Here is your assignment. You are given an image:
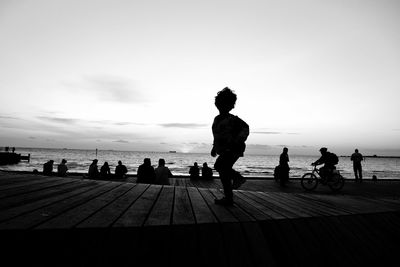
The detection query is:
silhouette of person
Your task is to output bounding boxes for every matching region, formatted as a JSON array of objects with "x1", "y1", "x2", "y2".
[
  {"x1": 351, "y1": 148, "x2": 364, "y2": 183},
  {"x1": 88, "y1": 159, "x2": 99, "y2": 179},
  {"x1": 100, "y1": 162, "x2": 111, "y2": 179},
  {"x1": 189, "y1": 162, "x2": 200, "y2": 179},
  {"x1": 5, "y1": 146, "x2": 9, "y2": 152},
  {"x1": 201, "y1": 162, "x2": 213, "y2": 180},
  {"x1": 137, "y1": 158, "x2": 156, "y2": 184},
  {"x1": 154, "y1": 158, "x2": 173, "y2": 185},
  {"x1": 312, "y1": 147, "x2": 338, "y2": 183},
  {"x1": 279, "y1": 147, "x2": 290, "y2": 187},
  {"x1": 115, "y1": 160, "x2": 128, "y2": 179},
  {"x1": 211, "y1": 87, "x2": 249, "y2": 206},
  {"x1": 57, "y1": 159, "x2": 68, "y2": 177},
  {"x1": 43, "y1": 160, "x2": 54, "y2": 176},
  {"x1": 12, "y1": 147, "x2": 15, "y2": 153}
]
